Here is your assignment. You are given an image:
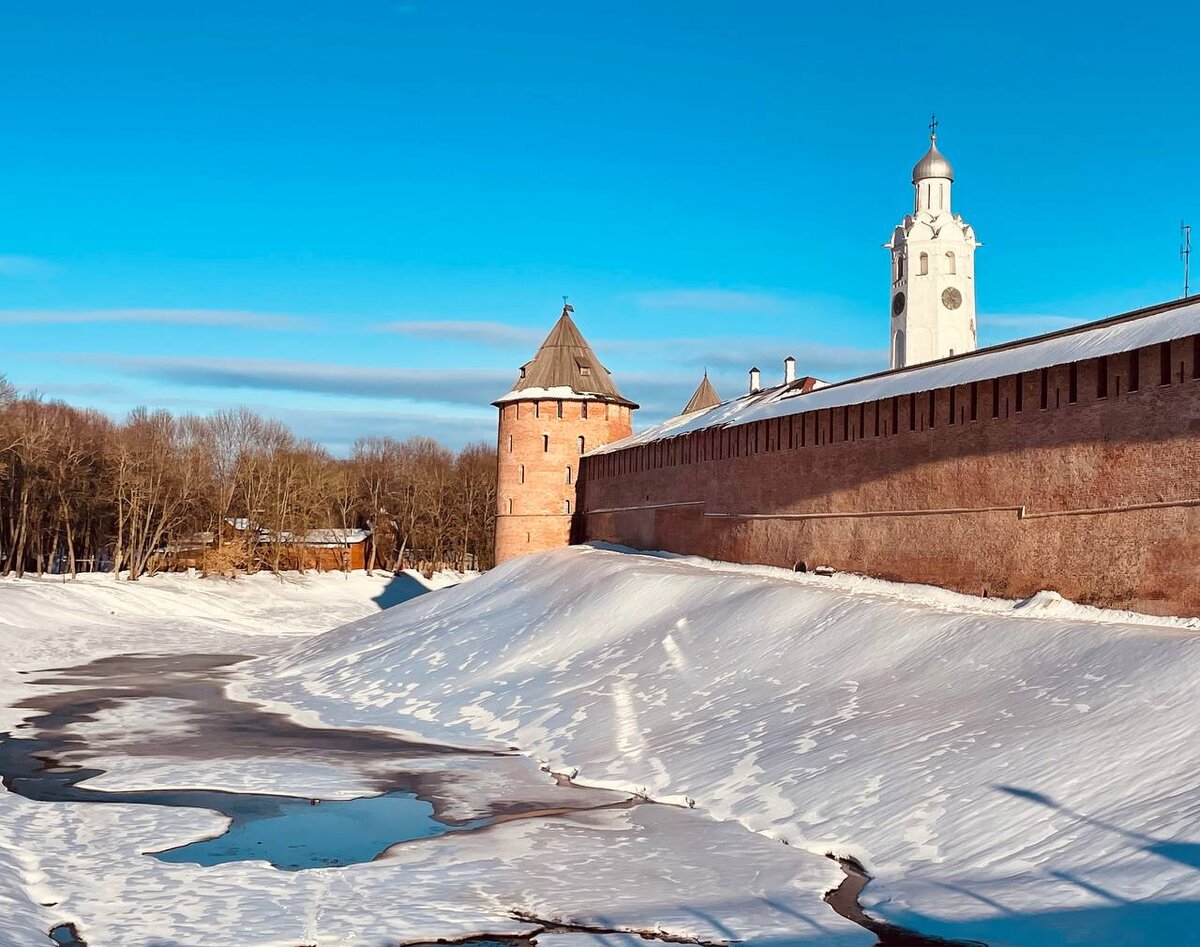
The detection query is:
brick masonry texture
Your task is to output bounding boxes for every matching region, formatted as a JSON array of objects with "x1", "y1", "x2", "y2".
[
  {"x1": 495, "y1": 398, "x2": 632, "y2": 563},
  {"x1": 579, "y1": 337, "x2": 1200, "y2": 617}
]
